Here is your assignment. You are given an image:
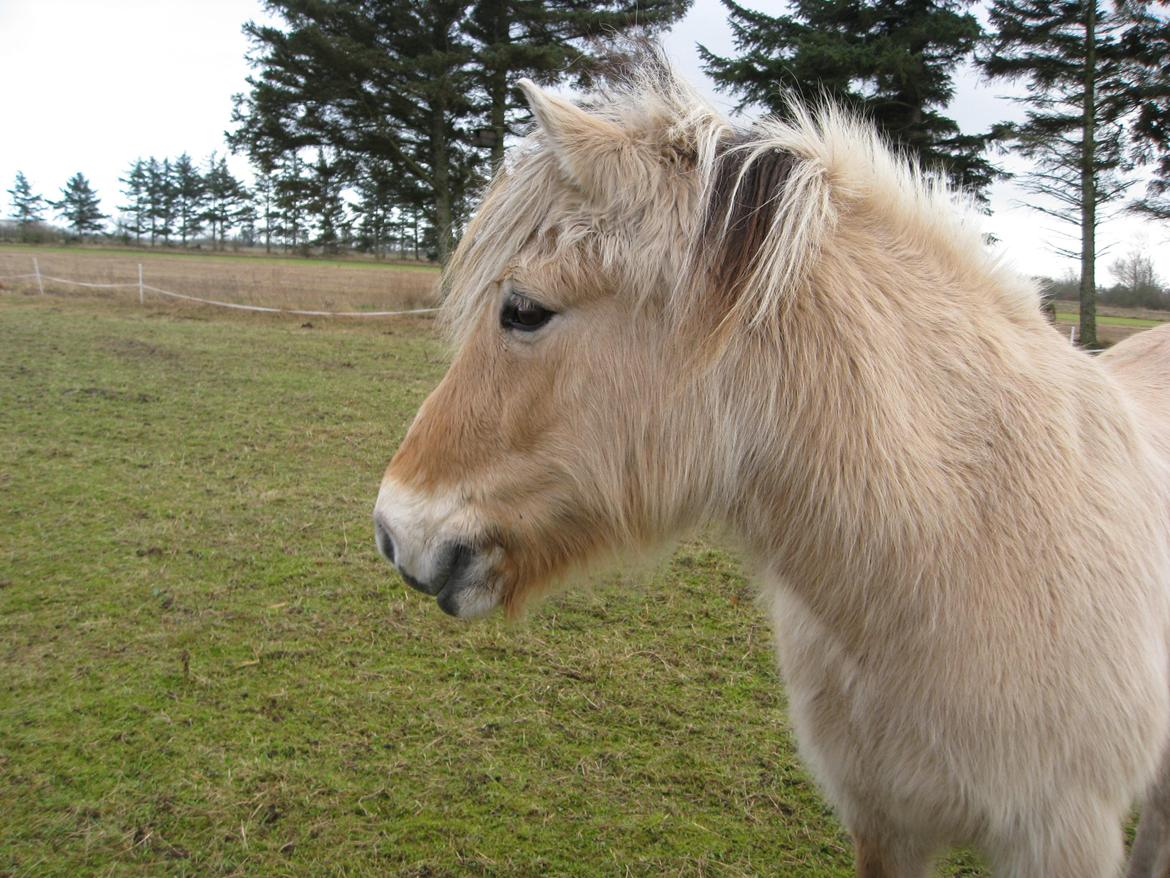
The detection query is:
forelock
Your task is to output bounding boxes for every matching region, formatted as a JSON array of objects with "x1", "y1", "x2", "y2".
[{"x1": 440, "y1": 142, "x2": 566, "y2": 345}]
